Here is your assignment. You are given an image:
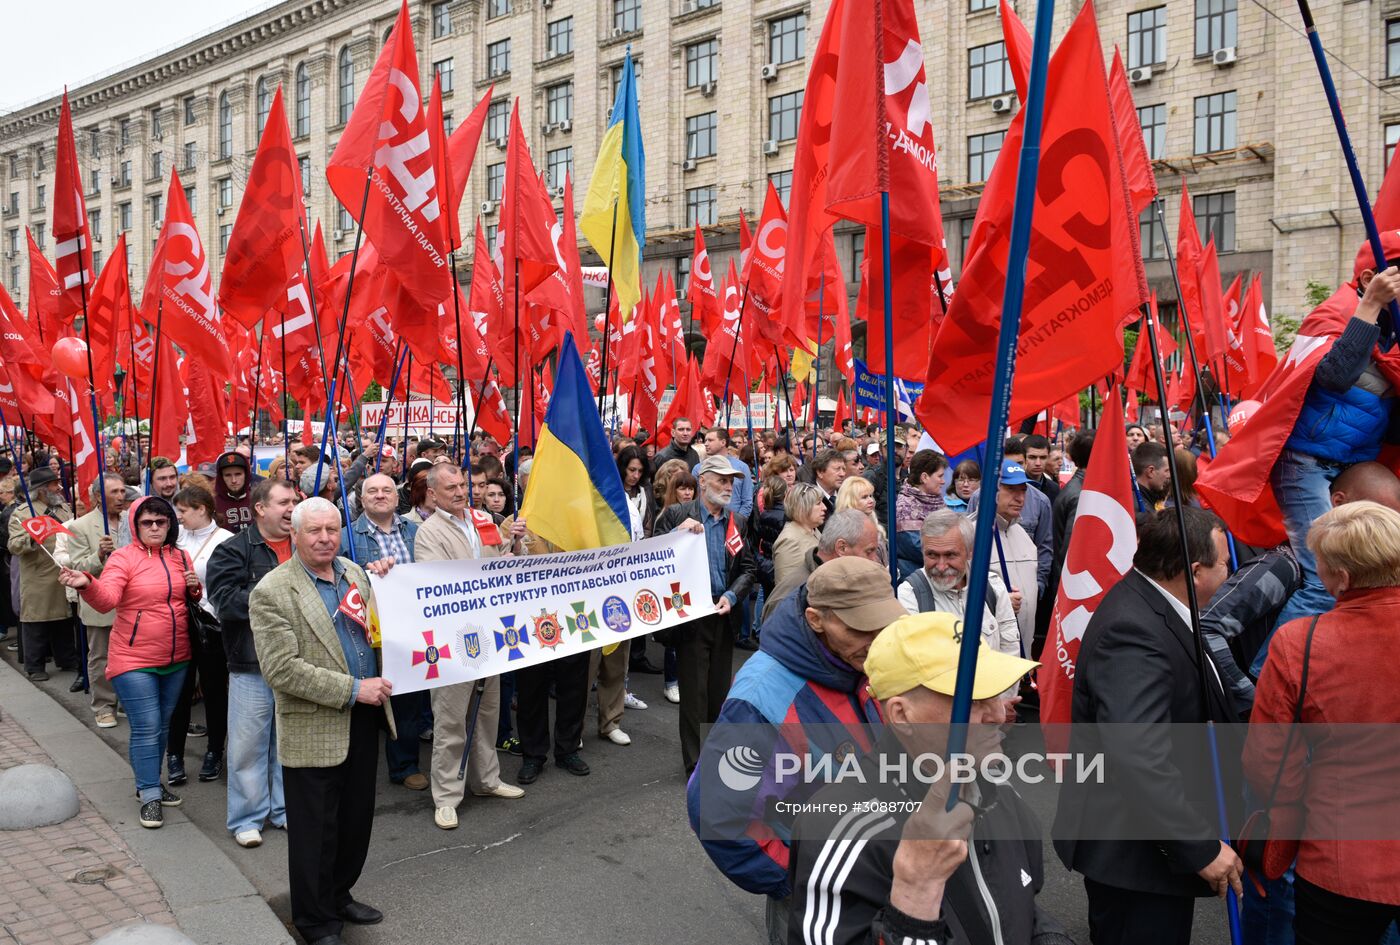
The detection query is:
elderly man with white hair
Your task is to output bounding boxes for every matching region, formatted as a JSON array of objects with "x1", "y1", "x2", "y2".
[{"x1": 250, "y1": 497, "x2": 396, "y2": 945}]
